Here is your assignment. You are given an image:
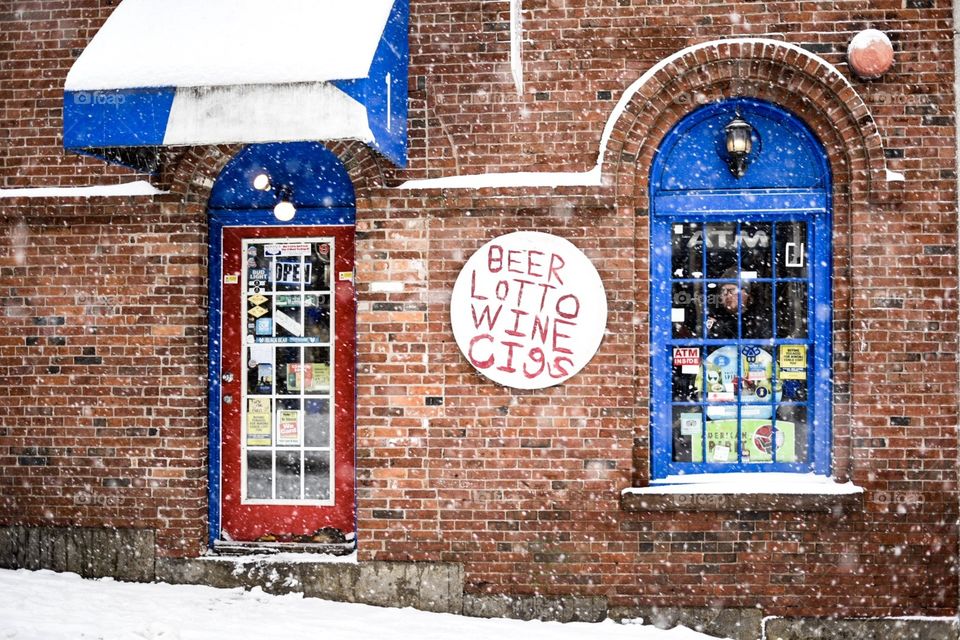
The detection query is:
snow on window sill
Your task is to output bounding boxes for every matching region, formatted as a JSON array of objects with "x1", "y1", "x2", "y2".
[{"x1": 621, "y1": 473, "x2": 864, "y2": 513}]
